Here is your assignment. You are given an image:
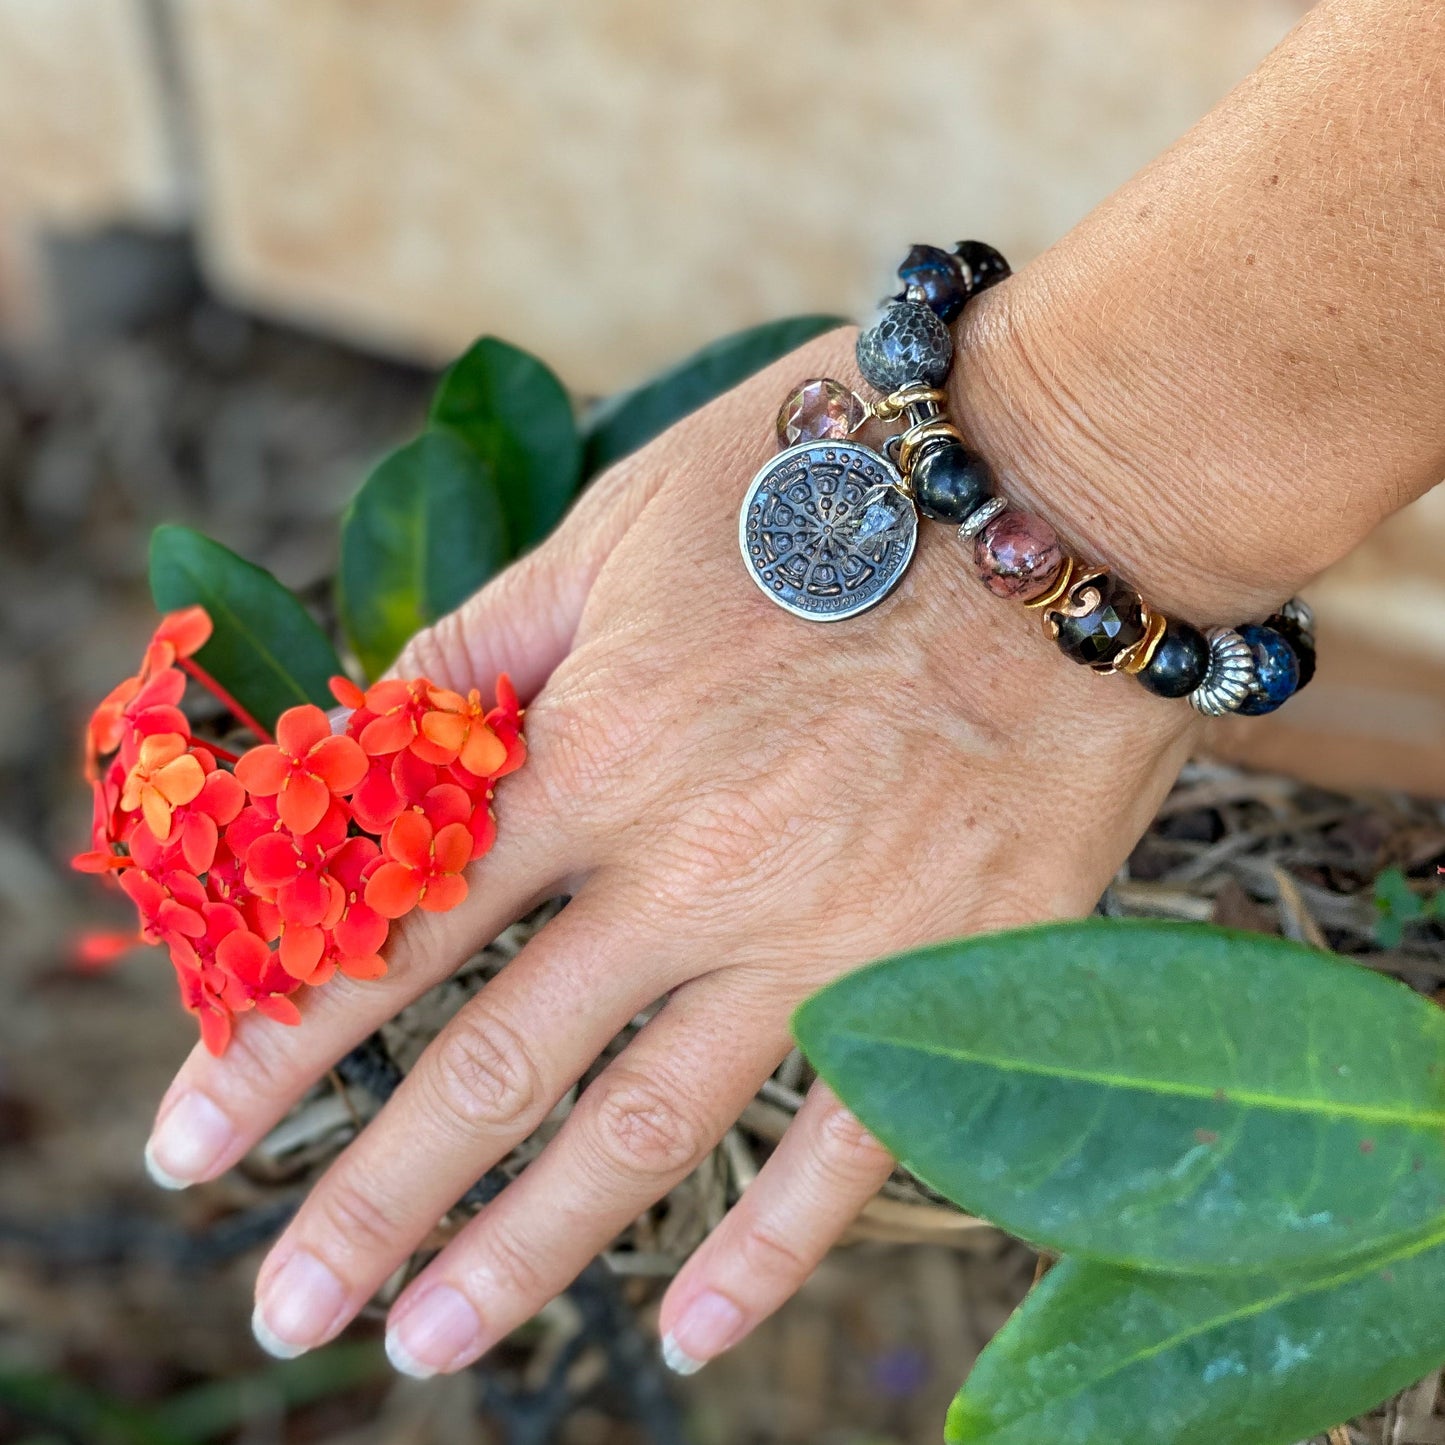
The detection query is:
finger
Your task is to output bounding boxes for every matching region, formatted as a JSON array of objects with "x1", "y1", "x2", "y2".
[
  {"x1": 381, "y1": 977, "x2": 791, "y2": 1379},
  {"x1": 142, "y1": 758, "x2": 581, "y2": 1191},
  {"x1": 657, "y1": 1081, "x2": 893, "y2": 1374},
  {"x1": 248, "y1": 876, "x2": 671, "y2": 1359},
  {"x1": 392, "y1": 457, "x2": 660, "y2": 700}
]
